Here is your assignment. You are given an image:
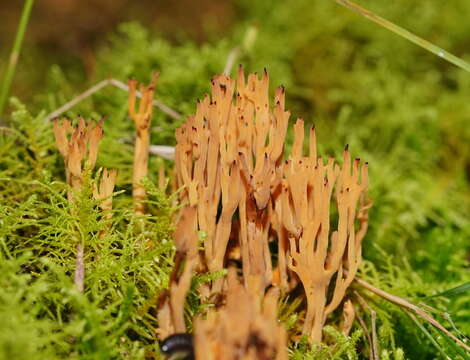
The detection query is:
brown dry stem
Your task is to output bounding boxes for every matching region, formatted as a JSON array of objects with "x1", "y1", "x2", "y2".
[{"x1": 354, "y1": 276, "x2": 470, "y2": 353}]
